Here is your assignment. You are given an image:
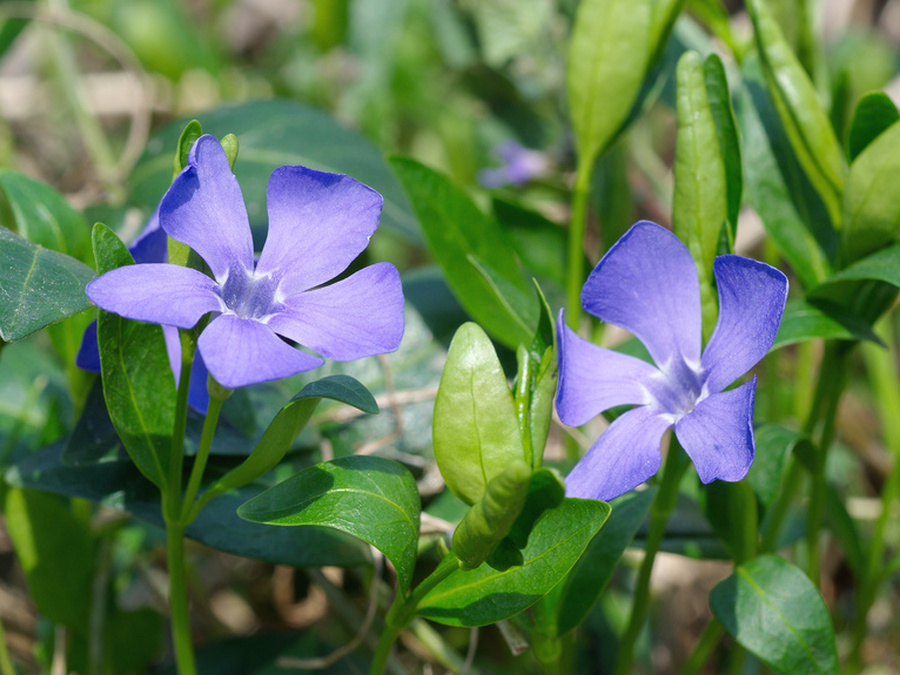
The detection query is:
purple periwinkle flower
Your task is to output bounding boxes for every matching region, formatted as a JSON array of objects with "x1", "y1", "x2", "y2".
[
  {"x1": 477, "y1": 141, "x2": 550, "y2": 188},
  {"x1": 86, "y1": 134, "x2": 405, "y2": 390},
  {"x1": 557, "y1": 221, "x2": 788, "y2": 502}
]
